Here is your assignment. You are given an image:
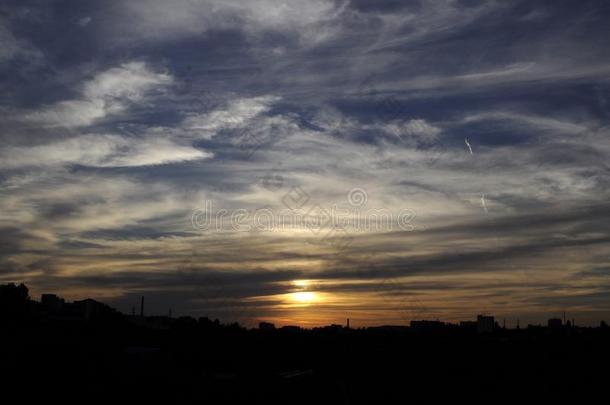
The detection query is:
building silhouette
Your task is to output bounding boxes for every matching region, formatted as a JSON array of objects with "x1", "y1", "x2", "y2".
[
  {"x1": 259, "y1": 321, "x2": 276, "y2": 330},
  {"x1": 477, "y1": 315, "x2": 494, "y2": 333}
]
